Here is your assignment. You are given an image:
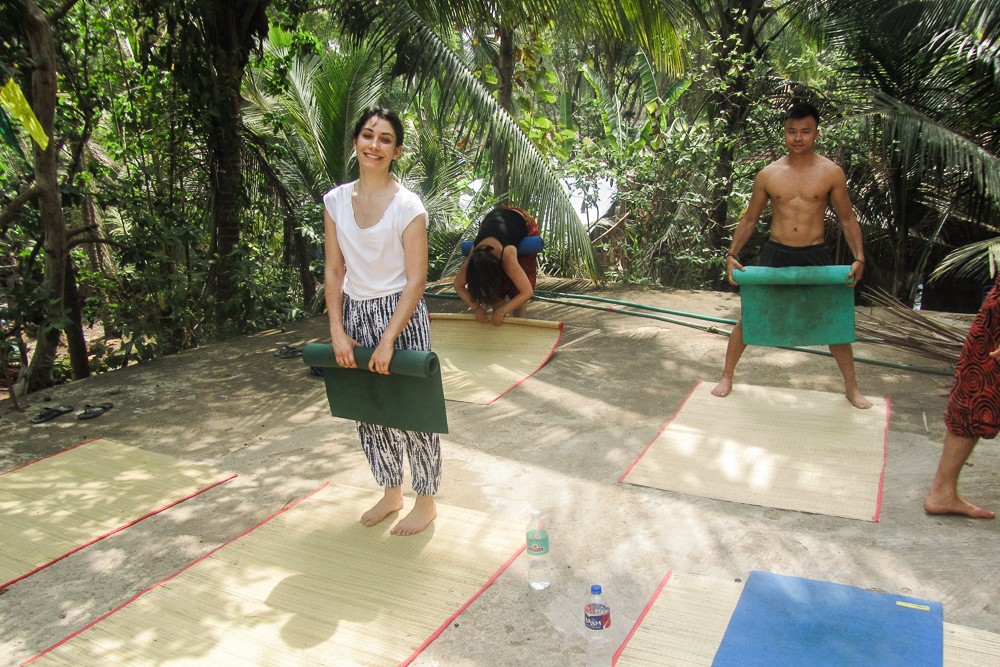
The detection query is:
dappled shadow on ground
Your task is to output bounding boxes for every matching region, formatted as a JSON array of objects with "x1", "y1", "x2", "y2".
[{"x1": 0, "y1": 286, "x2": 994, "y2": 665}]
